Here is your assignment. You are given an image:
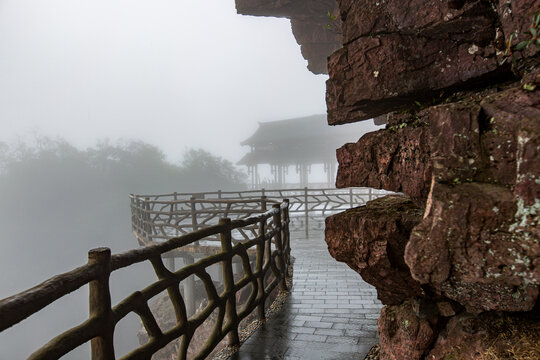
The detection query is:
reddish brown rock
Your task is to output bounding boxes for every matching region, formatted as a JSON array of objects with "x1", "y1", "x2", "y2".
[
  {"x1": 326, "y1": 0, "x2": 540, "y2": 125},
  {"x1": 435, "y1": 300, "x2": 461, "y2": 317},
  {"x1": 427, "y1": 102, "x2": 483, "y2": 184},
  {"x1": 405, "y1": 182, "x2": 540, "y2": 313},
  {"x1": 378, "y1": 300, "x2": 437, "y2": 360},
  {"x1": 325, "y1": 195, "x2": 424, "y2": 305},
  {"x1": 327, "y1": 35, "x2": 505, "y2": 124},
  {"x1": 236, "y1": 0, "x2": 336, "y2": 17},
  {"x1": 327, "y1": 0, "x2": 507, "y2": 124},
  {"x1": 291, "y1": 17, "x2": 341, "y2": 74},
  {"x1": 320, "y1": 0, "x2": 540, "y2": 356},
  {"x1": 423, "y1": 84, "x2": 539, "y2": 190},
  {"x1": 338, "y1": 0, "x2": 497, "y2": 45},
  {"x1": 336, "y1": 83, "x2": 540, "y2": 205},
  {"x1": 479, "y1": 82, "x2": 540, "y2": 205},
  {"x1": 235, "y1": 0, "x2": 340, "y2": 74},
  {"x1": 335, "y1": 125, "x2": 432, "y2": 202}
]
